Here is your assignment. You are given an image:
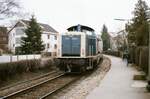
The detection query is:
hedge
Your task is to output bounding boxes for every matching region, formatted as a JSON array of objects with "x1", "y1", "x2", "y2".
[{"x1": 0, "y1": 59, "x2": 53, "y2": 82}]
